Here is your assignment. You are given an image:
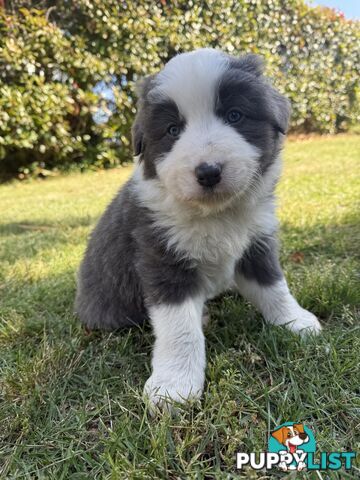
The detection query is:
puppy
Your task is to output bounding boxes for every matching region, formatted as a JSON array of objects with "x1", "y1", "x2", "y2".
[
  {"x1": 75, "y1": 48, "x2": 321, "y2": 408},
  {"x1": 271, "y1": 424, "x2": 309, "y2": 471},
  {"x1": 271, "y1": 424, "x2": 309, "y2": 454}
]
